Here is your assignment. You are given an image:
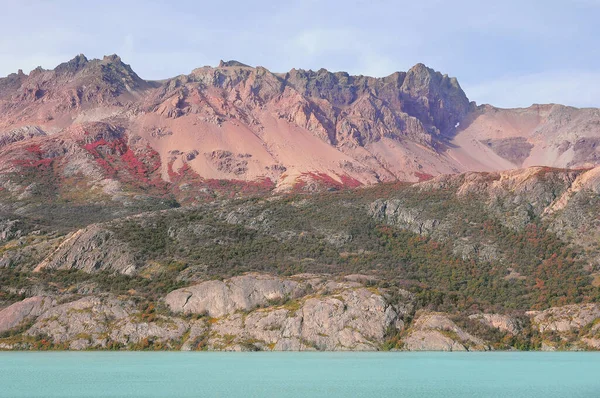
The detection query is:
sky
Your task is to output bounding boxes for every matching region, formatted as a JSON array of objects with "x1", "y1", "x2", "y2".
[{"x1": 0, "y1": 0, "x2": 599, "y2": 108}]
